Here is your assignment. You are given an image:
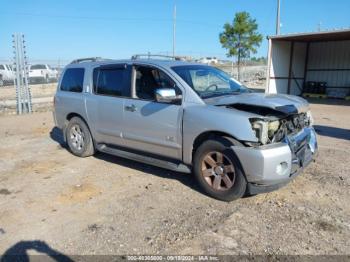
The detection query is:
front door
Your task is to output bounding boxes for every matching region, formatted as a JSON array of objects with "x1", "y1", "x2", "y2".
[{"x1": 122, "y1": 65, "x2": 183, "y2": 160}]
